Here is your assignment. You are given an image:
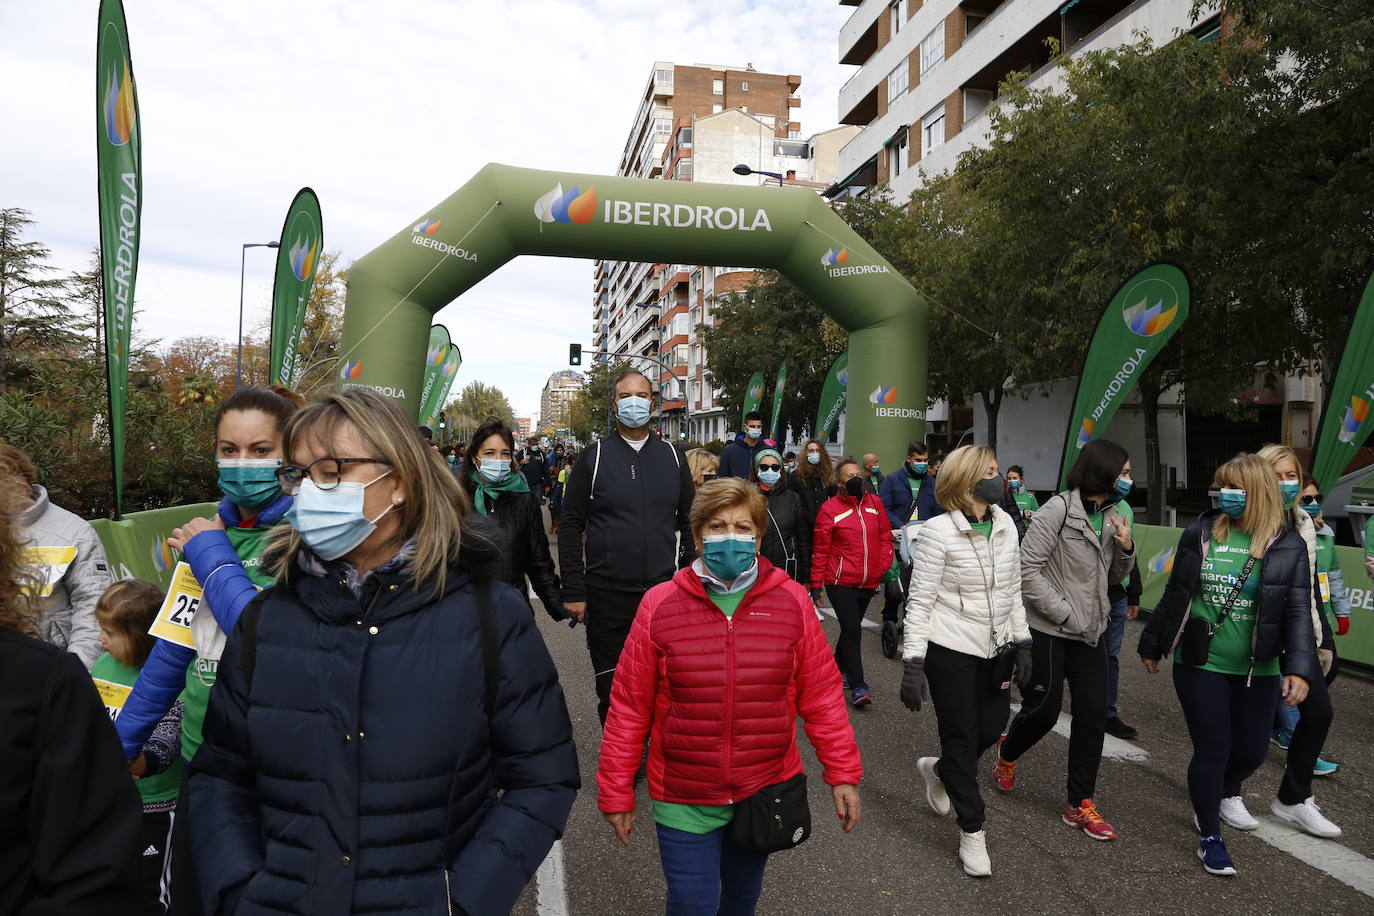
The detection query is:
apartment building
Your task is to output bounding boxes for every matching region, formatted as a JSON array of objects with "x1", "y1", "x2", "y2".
[
  {"x1": 830, "y1": 0, "x2": 1216, "y2": 201},
  {"x1": 539, "y1": 369, "x2": 584, "y2": 433}
]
